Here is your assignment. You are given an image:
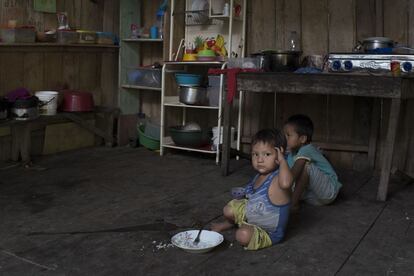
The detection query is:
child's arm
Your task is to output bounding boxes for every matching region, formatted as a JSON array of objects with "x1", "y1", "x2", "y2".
[
  {"x1": 290, "y1": 158, "x2": 309, "y2": 182},
  {"x1": 275, "y1": 147, "x2": 293, "y2": 190}
]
